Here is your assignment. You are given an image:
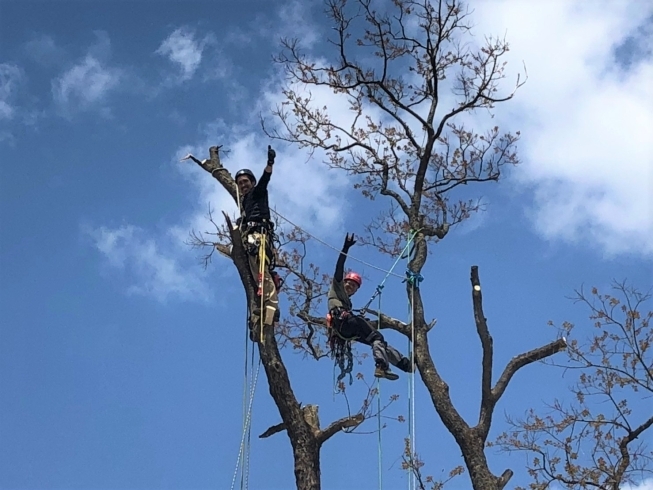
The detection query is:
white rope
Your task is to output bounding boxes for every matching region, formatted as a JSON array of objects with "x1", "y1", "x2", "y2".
[
  {"x1": 271, "y1": 209, "x2": 404, "y2": 279},
  {"x1": 234, "y1": 311, "x2": 250, "y2": 490},
  {"x1": 243, "y1": 352, "x2": 258, "y2": 490},
  {"x1": 239, "y1": 326, "x2": 249, "y2": 489},
  {"x1": 230, "y1": 354, "x2": 261, "y2": 490}
]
